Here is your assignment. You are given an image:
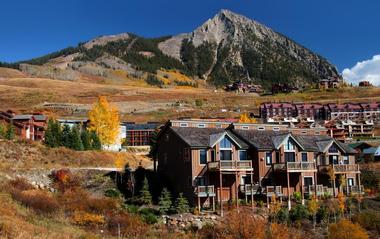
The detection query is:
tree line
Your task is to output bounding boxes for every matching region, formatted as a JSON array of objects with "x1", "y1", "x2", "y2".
[{"x1": 44, "y1": 120, "x2": 101, "y2": 151}]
